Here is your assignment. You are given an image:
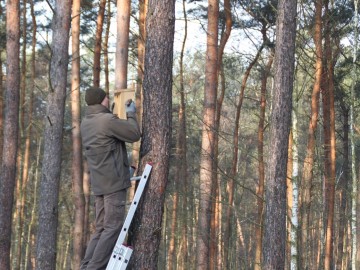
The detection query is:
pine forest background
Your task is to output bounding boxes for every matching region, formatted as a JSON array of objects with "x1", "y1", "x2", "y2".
[{"x1": 0, "y1": 0, "x2": 359, "y2": 269}]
